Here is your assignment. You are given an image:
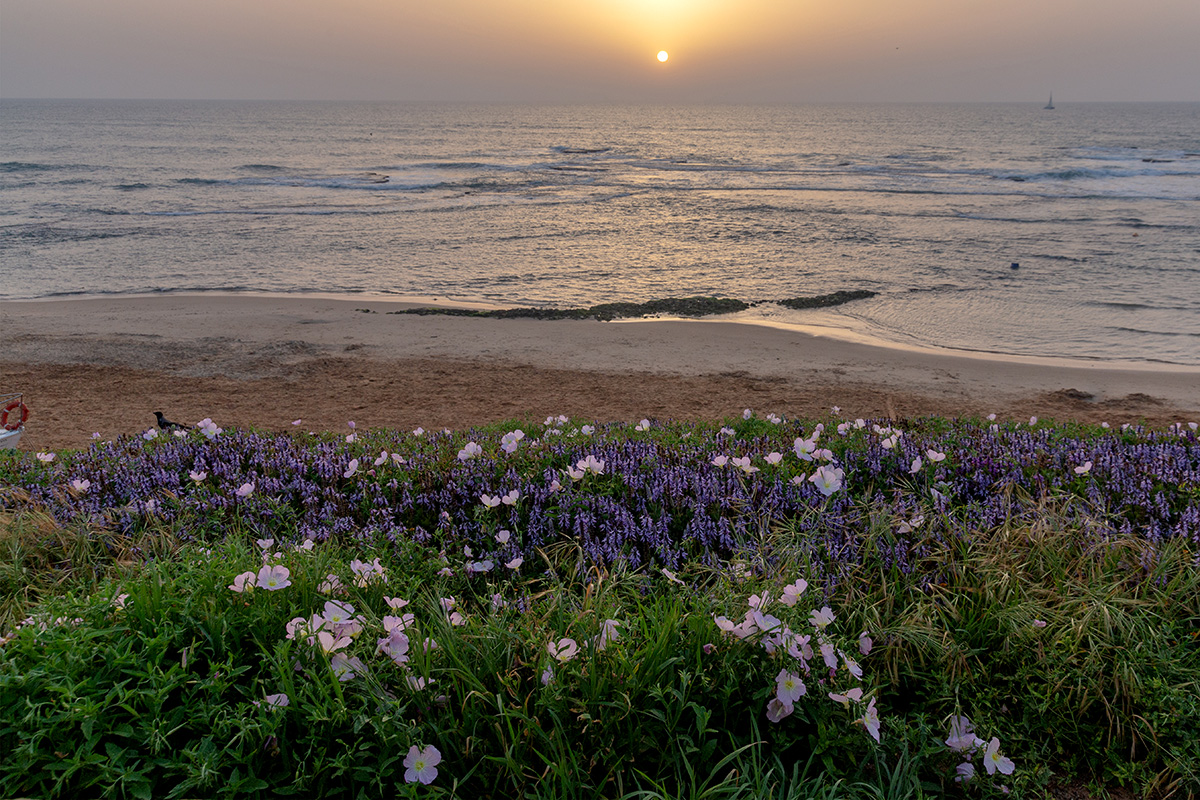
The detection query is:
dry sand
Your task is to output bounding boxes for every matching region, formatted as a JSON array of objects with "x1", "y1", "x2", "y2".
[{"x1": 3, "y1": 294, "x2": 1197, "y2": 451}]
